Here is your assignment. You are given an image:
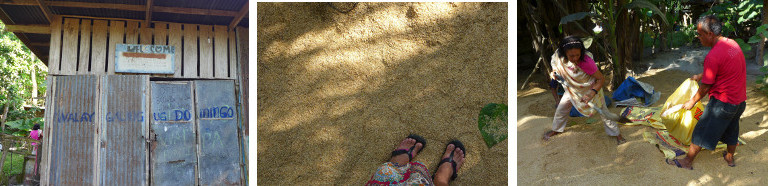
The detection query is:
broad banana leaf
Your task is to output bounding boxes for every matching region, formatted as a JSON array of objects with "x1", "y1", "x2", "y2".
[{"x1": 625, "y1": 0, "x2": 669, "y2": 27}]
